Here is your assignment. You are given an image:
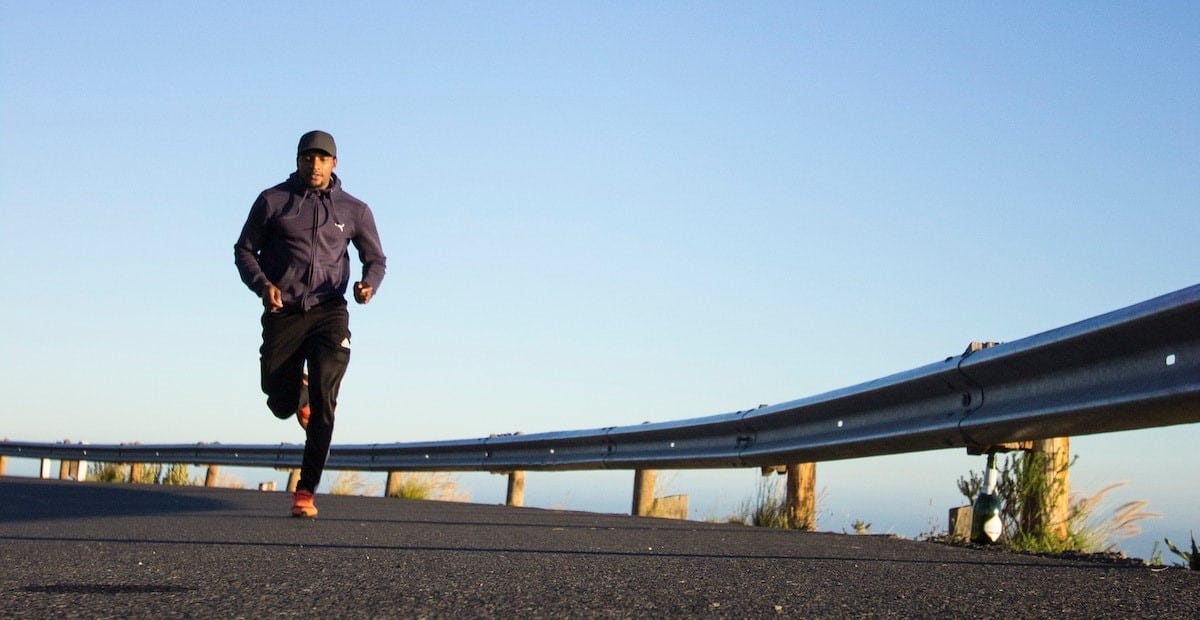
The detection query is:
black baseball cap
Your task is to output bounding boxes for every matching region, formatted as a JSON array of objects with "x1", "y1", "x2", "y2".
[{"x1": 297, "y1": 130, "x2": 337, "y2": 157}]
